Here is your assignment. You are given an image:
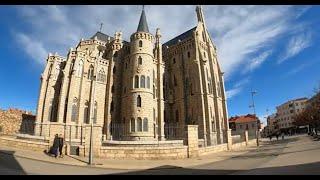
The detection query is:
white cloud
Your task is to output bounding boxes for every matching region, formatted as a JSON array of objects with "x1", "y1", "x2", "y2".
[
  {"x1": 242, "y1": 50, "x2": 272, "y2": 74},
  {"x1": 13, "y1": 5, "x2": 310, "y2": 75},
  {"x1": 15, "y1": 32, "x2": 48, "y2": 65},
  {"x1": 283, "y1": 61, "x2": 316, "y2": 78},
  {"x1": 226, "y1": 77, "x2": 251, "y2": 99},
  {"x1": 226, "y1": 87, "x2": 242, "y2": 99},
  {"x1": 233, "y1": 77, "x2": 250, "y2": 88},
  {"x1": 278, "y1": 32, "x2": 312, "y2": 64}
]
